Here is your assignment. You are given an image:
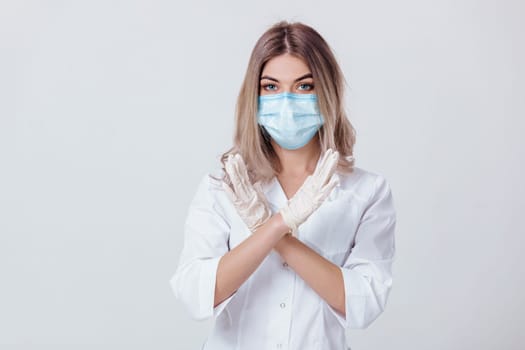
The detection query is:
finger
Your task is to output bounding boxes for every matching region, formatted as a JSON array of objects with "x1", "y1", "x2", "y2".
[
  {"x1": 325, "y1": 150, "x2": 339, "y2": 176},
  {"x1": 311, "y1": 149, "x2": 330, "y2": 185},
  {"x1": 318, "y1": 174, "x2": 339, "y2": 202},
  {"x1": 234, "y1": 153, "x2": 250, "y2": 178},
  {"x1": 226, "y1": 157, "x2": 251, "y2": 204},
  {"x1": 315, "y1": 148, "x2": 332, "y2": 173},
  {"x1": 224, "y1": 154, "x2": 236, "y2": 174},
  {"x1": 231, "y1": 154, "x2": 253, "y2": 198},
  {"x1": 223, "y1": 155, "x2": 235, "y2": 180},
  {"x1": 253, "y1": 181, "x2": 263, "y2": 192},
  {"x1": 324, "y1": 150, "x2": 340, "y2": 178},
  {"x1": 254, "y1": 181, "x2": 271, "y2": 207},
  {"x1": 224, "y1": 154, "x2": 237, "y2": 188},
  {"x1": 222, "y1": 181, "x2": 238, "y2": 203},
  {"x1": 321, "y1": 174, "x2": 339, "y2": 193},
  {"x1": 226, "y1": 155, "x2": 246, "y2": 196},
  {"x1": 316, "y1": 149, "x2": 339, "y2": 184},
  {"x1": 233, "y1": 154, "x2": 251, "y2": 189}
]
